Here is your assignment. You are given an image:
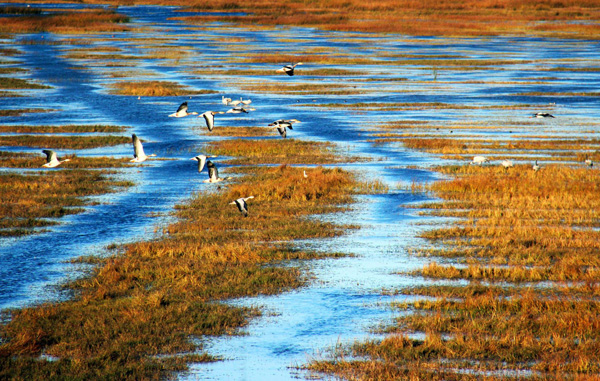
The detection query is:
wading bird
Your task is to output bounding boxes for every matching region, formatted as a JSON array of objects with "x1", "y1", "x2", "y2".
[
  {"x1": 303, "y1": 170, "x2": 308, "y2": 178},
  {"x1": 229, "y1": 97, "x2": 252, "y2": 106},
  {"x1": 130, "y1": 134, "x2": 156, "y2": 163},
  {"x1": 190, "y1": 154, "x2": 217, "y2": 173},
  {"x1": 230, "y1": 196, "x2": 254, "y2": 217},
  {"x1": 169, "y1": 102, "x2": 198, "y2": 117},
  {"x1": 203, "y1": 160, "x2": 232, "y2": 183},
  {"x1": 532, "y1": 112, "x2": 554, "y2": 118},
  {"x1": 532, "y1": 160, "x2": 541, "y2": 172},
  {"x1": 501, "y1": 159, "x2": 514, "y2": 171},
  {"x1": 222, "y1": 96, "x2": 232, "y2": 105},
  {"x1": 200, "y1": 111, "x2": 224, "y2": 131},
  {"x1": 470, "y1": 155, "x2": 488, "y2": 165},
  {"x1": 585, "y1": 157, "x2": 593, "y2": 167},
  {"x1": 276, "y1": 62, "x2": 303, "y2": 76},
  {"x1": 42, "y1": 150, "x2": 70, "y2": 168}
]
